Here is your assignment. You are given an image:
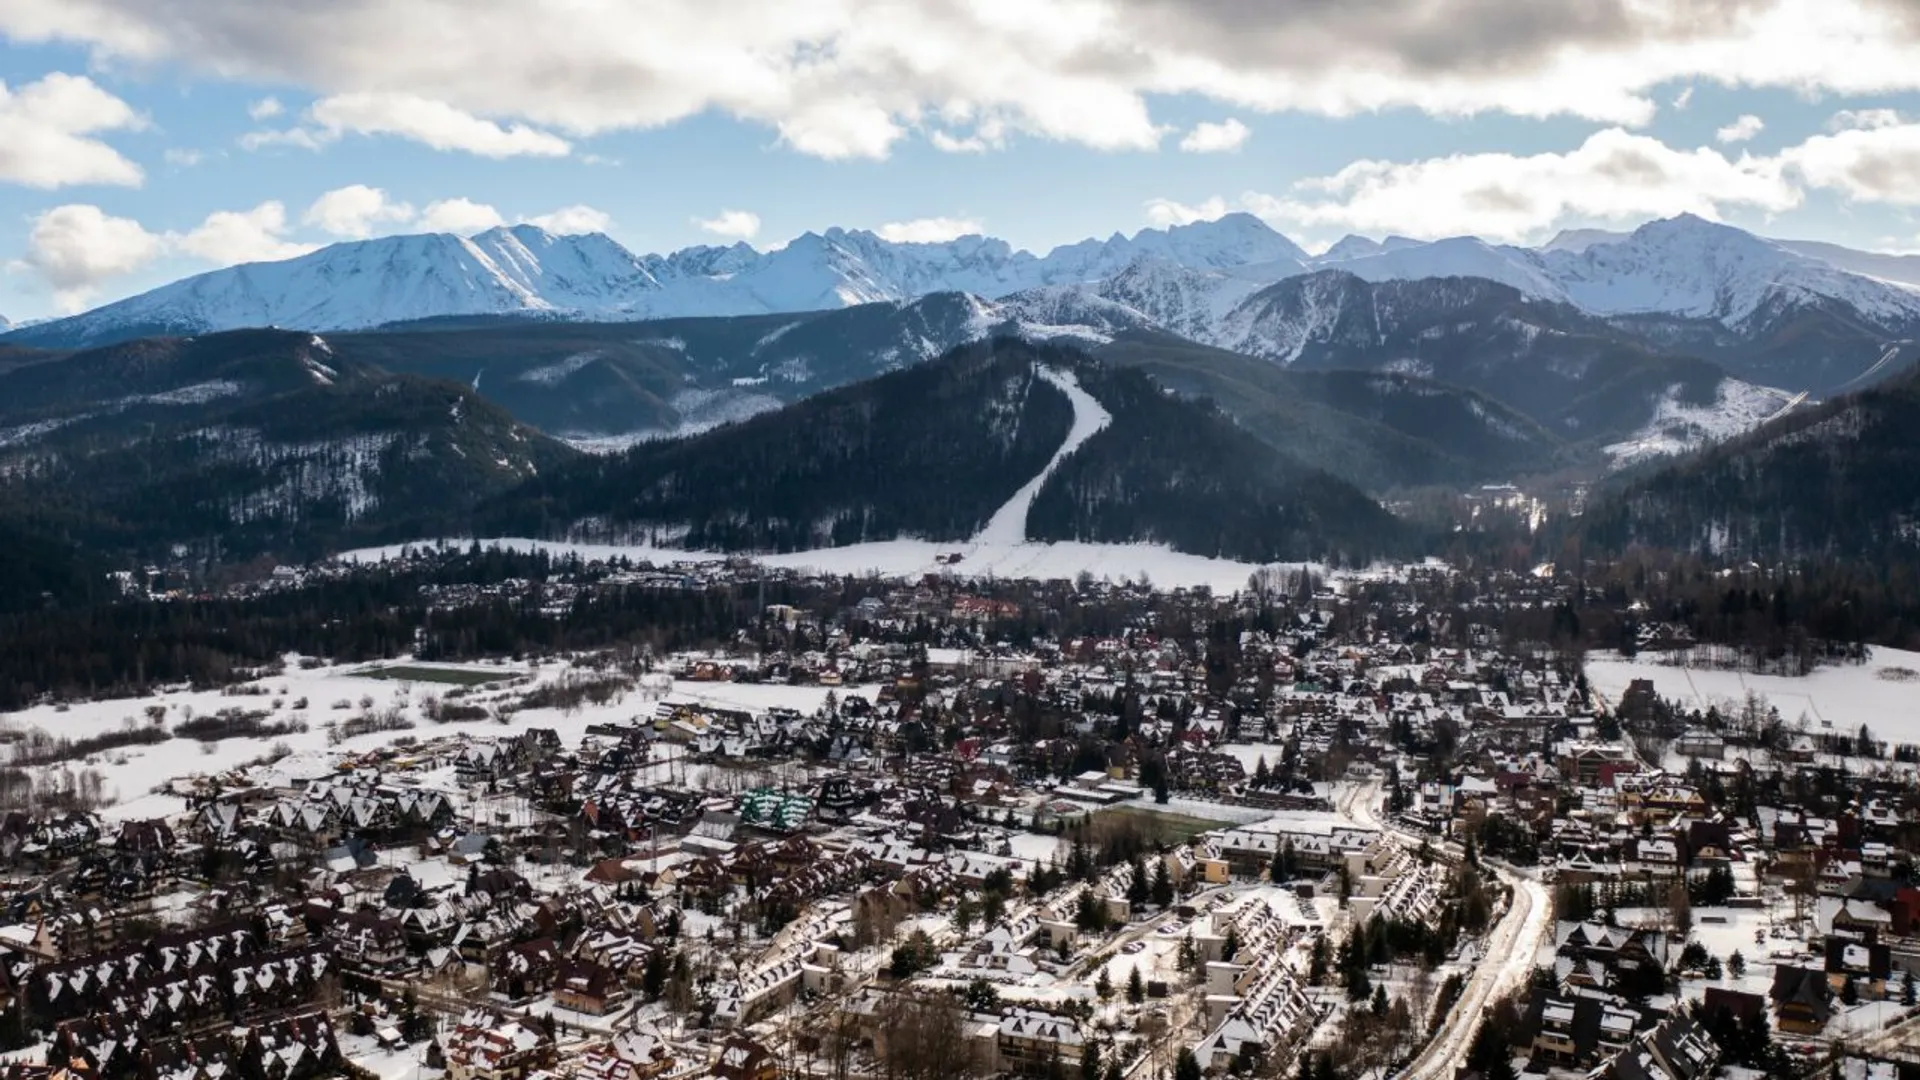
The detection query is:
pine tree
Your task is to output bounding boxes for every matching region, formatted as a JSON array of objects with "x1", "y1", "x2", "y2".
[
  {"x1": 1127, "y1": 965, "x2": 1145, "y2": 1004},
  {"x1": 1151, "y1": 859, "x2": 1174, "y2": 907},
  {"x1": 1081, "y1": 1039, "x2": 1103, "y2": 1080},
  {"x1": 1174, "y1": 1048, "x2": 1202, "y2": 1080}
]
